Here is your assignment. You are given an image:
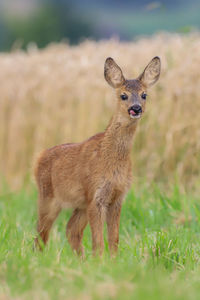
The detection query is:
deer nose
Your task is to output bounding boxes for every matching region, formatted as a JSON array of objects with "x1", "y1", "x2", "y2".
[{"x1": 130, "y1": 104, "x2": 142, "y2": 114}]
